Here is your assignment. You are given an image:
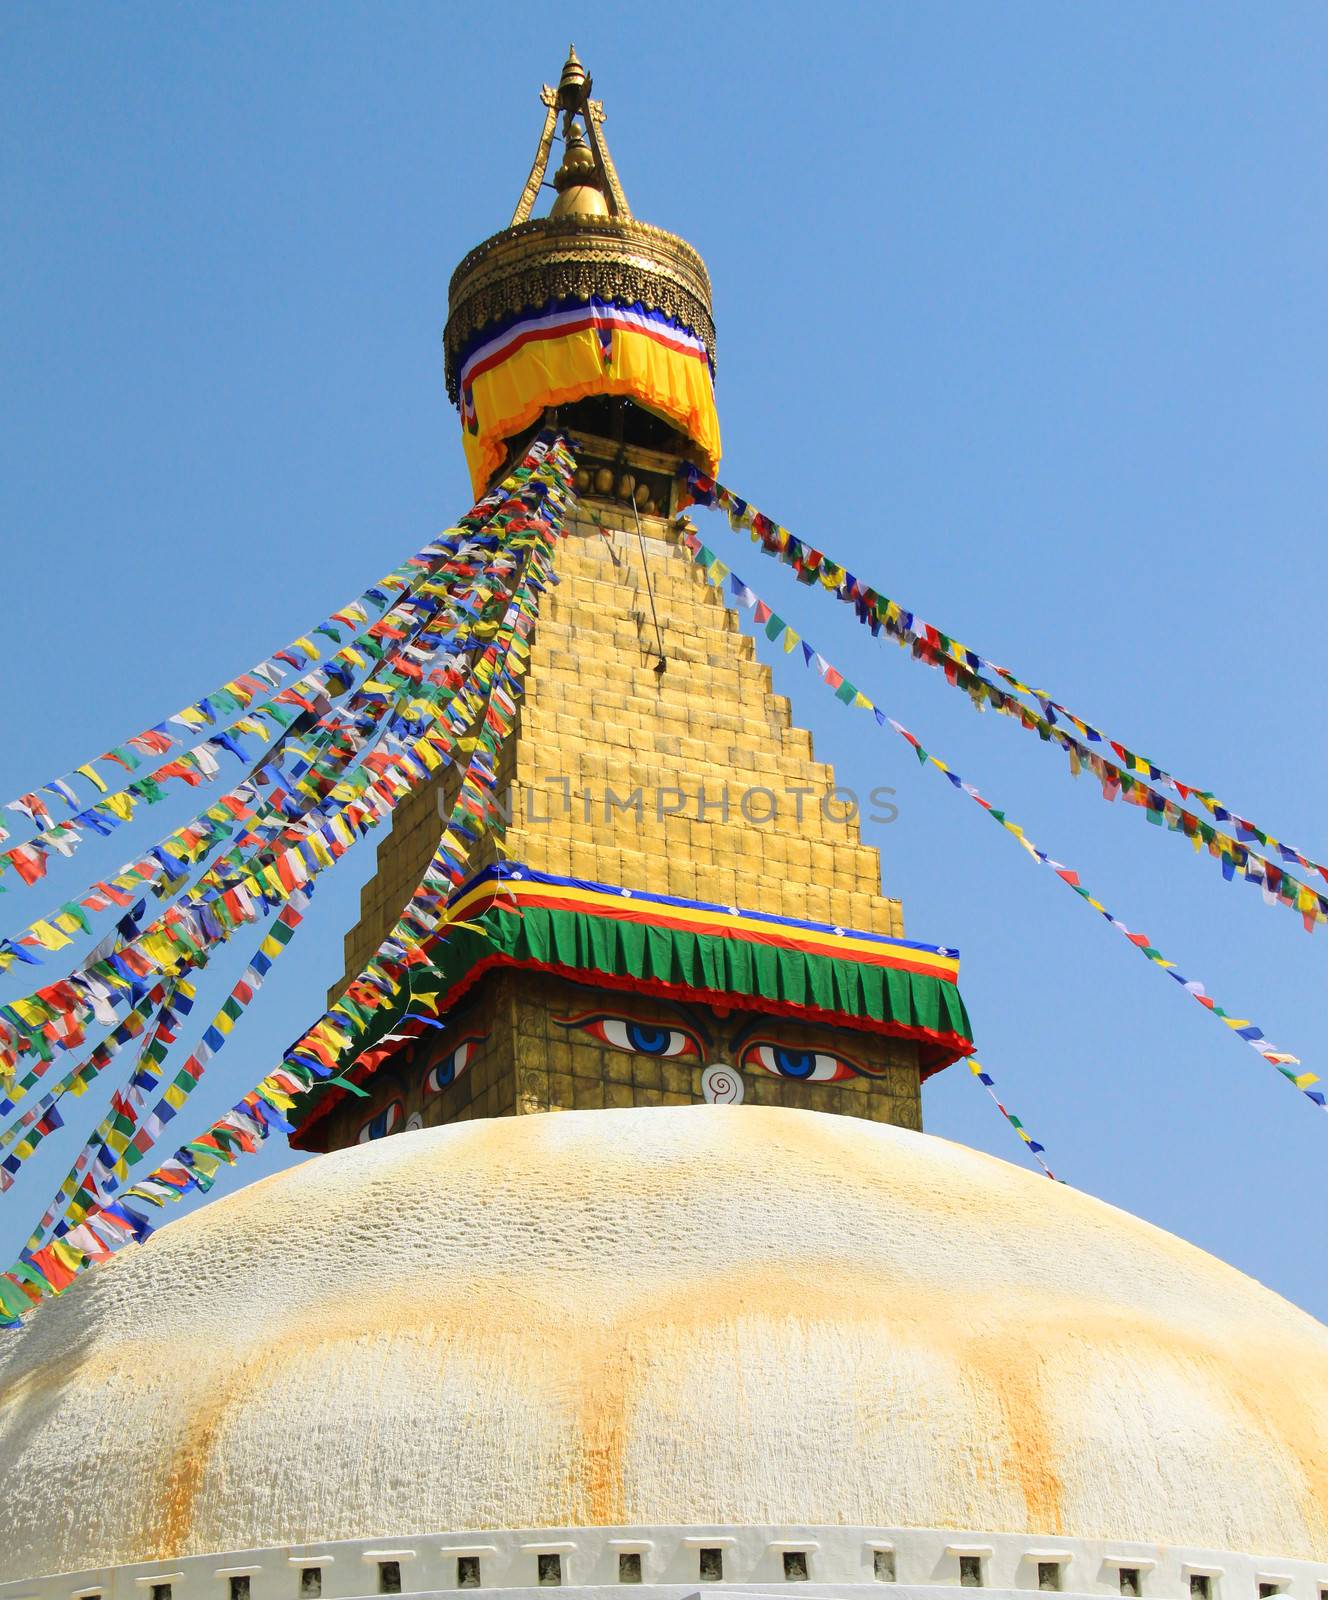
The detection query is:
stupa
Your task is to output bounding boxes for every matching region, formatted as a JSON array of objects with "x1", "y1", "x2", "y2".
[{"x1": 1, "y1": 47, "x2": 1327, "y2": 1600}]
